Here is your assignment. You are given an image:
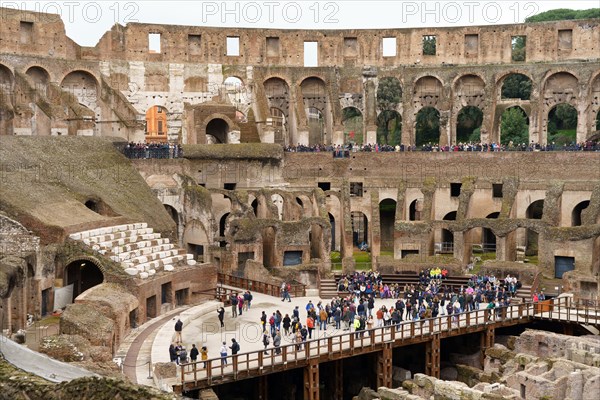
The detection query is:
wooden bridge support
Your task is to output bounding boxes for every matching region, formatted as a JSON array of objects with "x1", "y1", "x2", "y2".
[
  {"x1": 333, "y1": 359, "x2": 343, "y2": 400},
  {"x1": 480, "y1": 326, "x2": 495, "y2": 367},
  {"x1": 425, "y1": 335, "x2": 441, "y2": 378},
  {"x1": 304, "y1": 358, "x2": 320, "y2": 400},
  {"x1": 377, "y1": 342, "x2": 393, "y2": 388},
  {"x1": 256, "y1": 375, "x2": 268, "y2": 400}
]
